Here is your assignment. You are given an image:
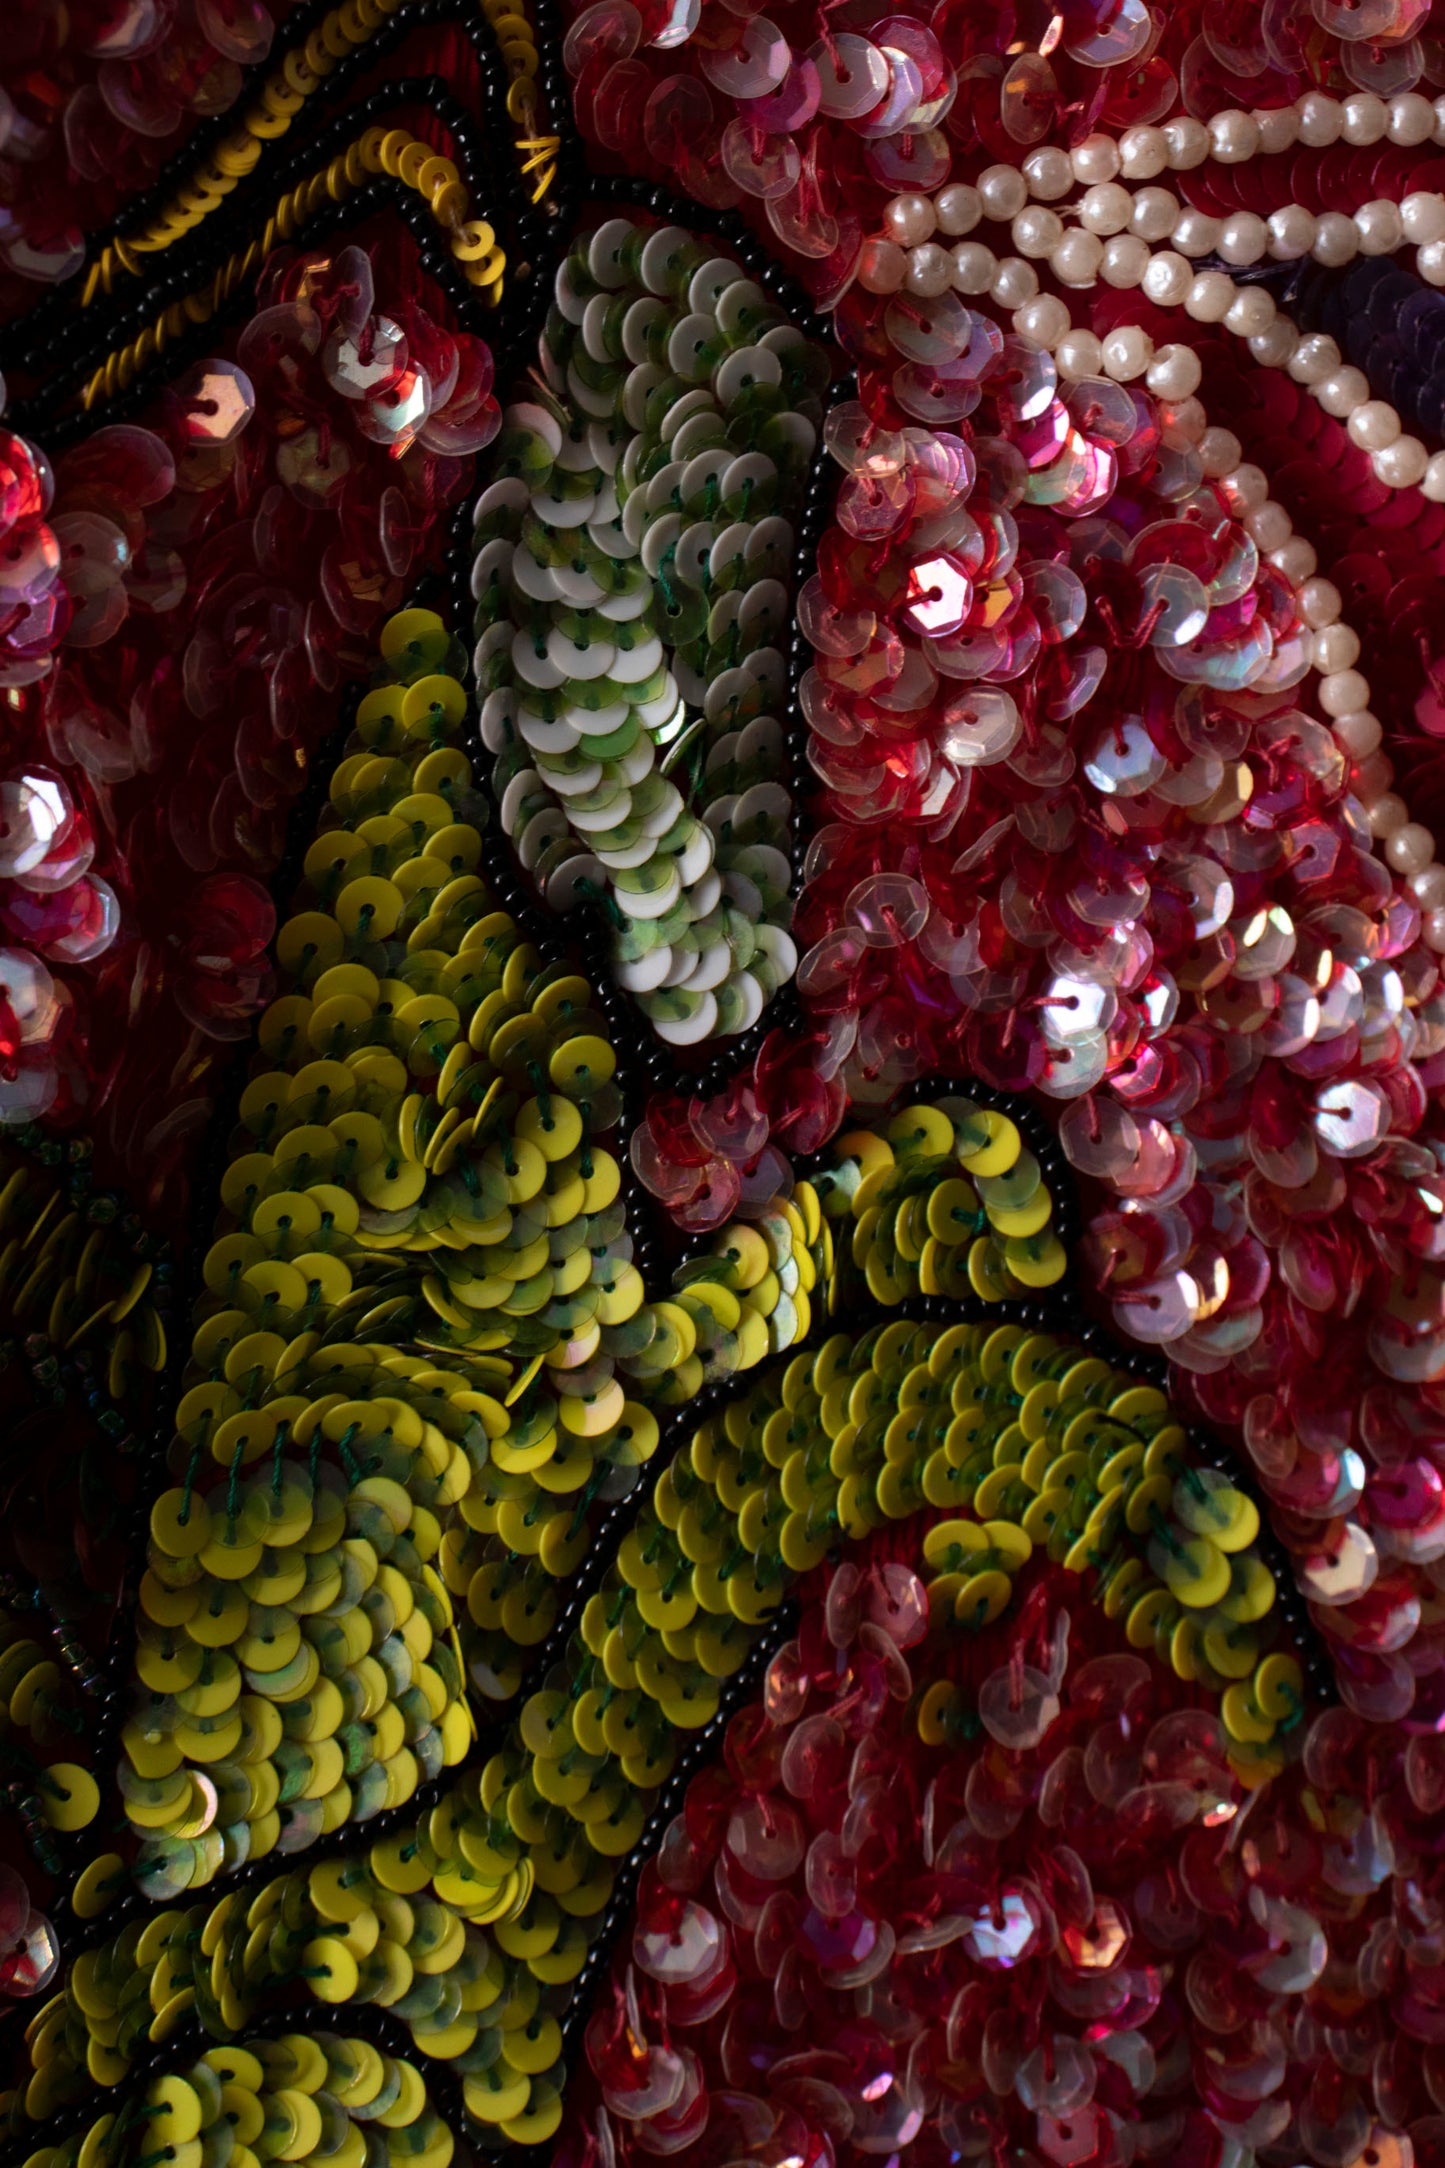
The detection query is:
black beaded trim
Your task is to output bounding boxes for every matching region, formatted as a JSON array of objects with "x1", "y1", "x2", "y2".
[{"x1": 536, "y1": 1608, "x2": 795, "y2": 2107}]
